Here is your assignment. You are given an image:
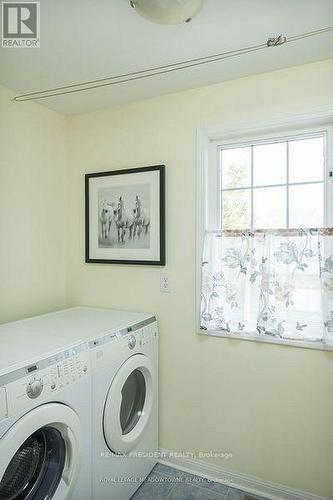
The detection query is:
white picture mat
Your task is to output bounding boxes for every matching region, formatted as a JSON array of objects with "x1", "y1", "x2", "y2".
[{"x1": 89, "y1": 170, "x2": 160, "y2": 261}]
